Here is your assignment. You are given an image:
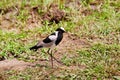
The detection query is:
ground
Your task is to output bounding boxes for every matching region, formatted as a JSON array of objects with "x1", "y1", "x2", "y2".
[
  {"x1": 0, "y1": 33, "x2": 88, "y2": 70},
  {"x1": 0, "y1": 0, "x2": 120, "y2": 80}
]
